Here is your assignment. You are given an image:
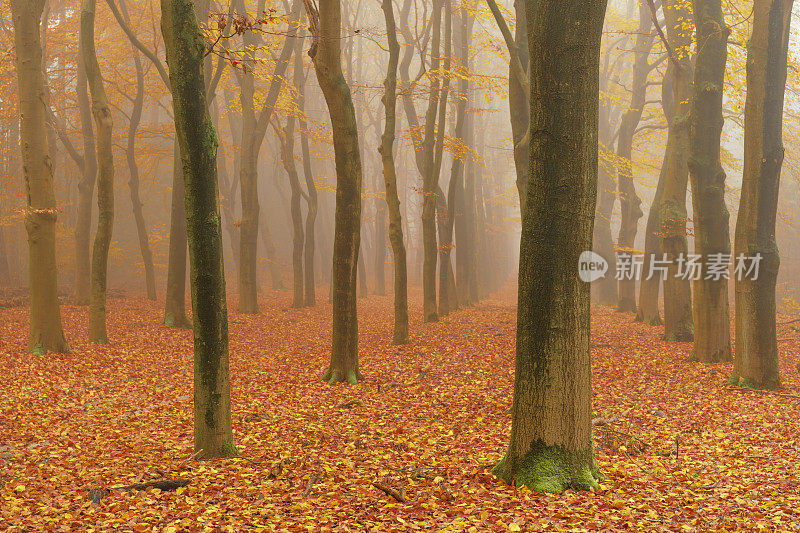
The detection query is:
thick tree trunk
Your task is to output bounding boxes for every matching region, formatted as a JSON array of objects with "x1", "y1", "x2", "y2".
[
  {"x1": 687, "y1": 0, "x2": 732, "y2": 363},
  {"x1": 305, "y1": 0, "x2": 364, "y2": 384},
  {"x1": 74, "y1": 52, "x2": 96, "y2": 306},
  {"x1": 492, "y1": 0, "x2": 606, "y2": 493},
  {"x1": 81, "y1": 0, "x2": 115, "y2": 343},
  {"x1": 10, "y1": 0, "x2": 70, "y2": 354},
  {"x1": 732, "y1": 0, "x2": 793, "y2": 389},
  {"x1": 659, "y1": 0, "x2": 694, "y2": 342},
  {"x1": 615, "y1": 3, "x2": 653, "y2": 313},
  {"x1": 161, "y1": 0, "x2": 235, "y2": 459},
  {"x1": 380, "y1": 0, "x2": 409, "y2": 344},
  {"x1": 164, "y1": 144, "x2": 192, "y2": 328}
]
